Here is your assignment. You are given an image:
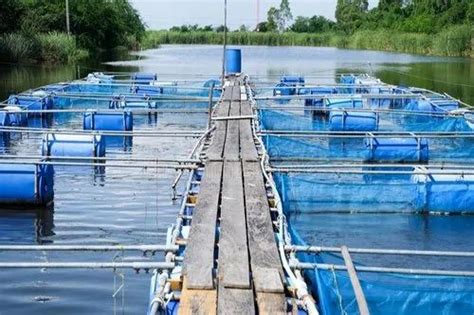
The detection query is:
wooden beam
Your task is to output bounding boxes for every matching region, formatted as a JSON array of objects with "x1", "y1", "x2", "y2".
[
  {"x1": 184, "y1": 162, "x2": 223, "y2": 289},
  {"x1": 341, "y1": 246, "x2": 370, "y2": 315},
  {"x1": 180, "y1": 277, "x2": 217, "y2": 315}
]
